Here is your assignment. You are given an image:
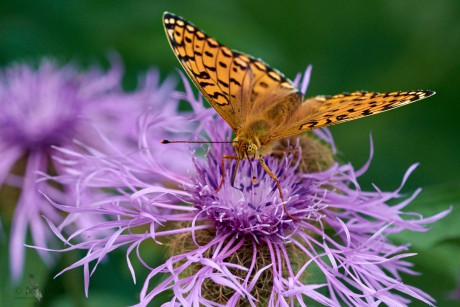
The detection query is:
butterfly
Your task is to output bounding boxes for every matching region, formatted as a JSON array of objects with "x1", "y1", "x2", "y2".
[{"x1": 162, "y1": 11, "x2": 434, "y2": 212}]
